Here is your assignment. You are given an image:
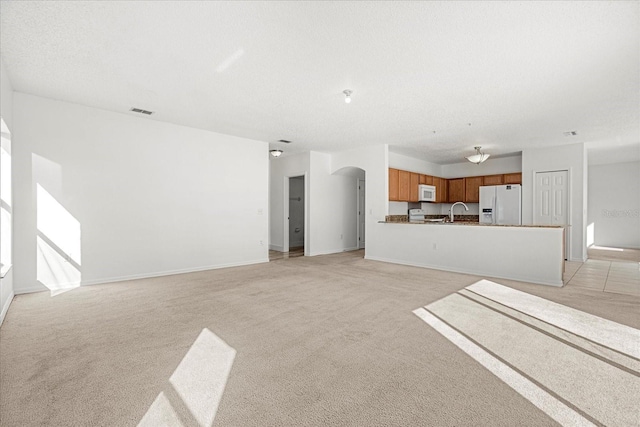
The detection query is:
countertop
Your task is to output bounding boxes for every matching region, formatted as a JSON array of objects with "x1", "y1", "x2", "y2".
[{"x1": 378, "y1": 220, "x2": 565, "y2": 228}]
